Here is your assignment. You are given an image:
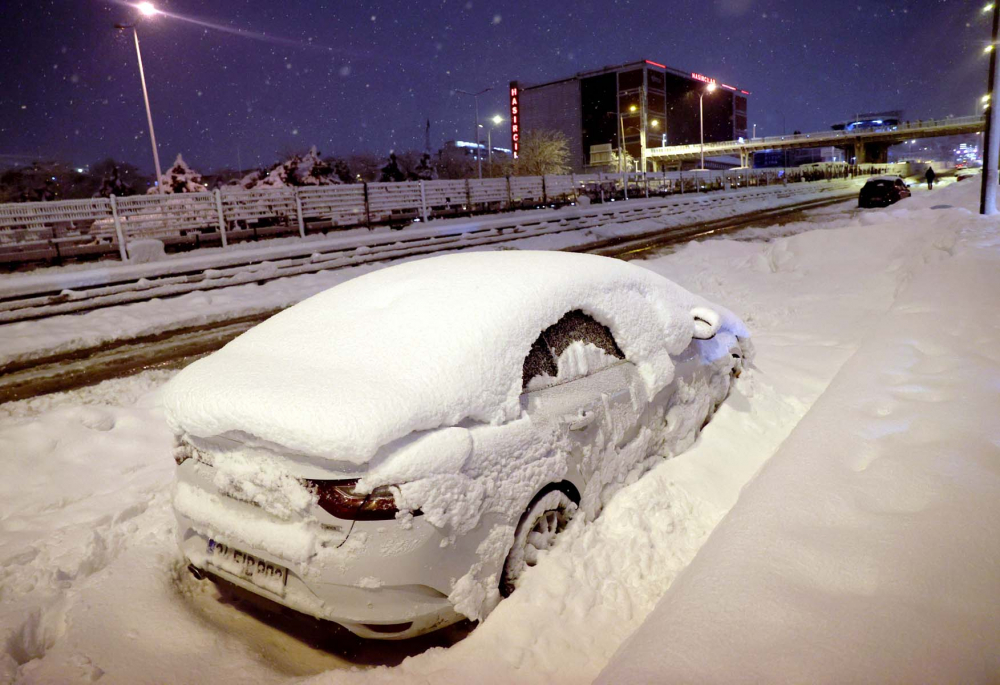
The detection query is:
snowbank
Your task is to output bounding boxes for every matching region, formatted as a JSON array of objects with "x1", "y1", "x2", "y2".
[
  {"x1": 598, "y1": 208, "x2": 1000, "y2": 682},
  {"x1": 163, "y1": 251, "x2": 744, "y2": 463}
]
